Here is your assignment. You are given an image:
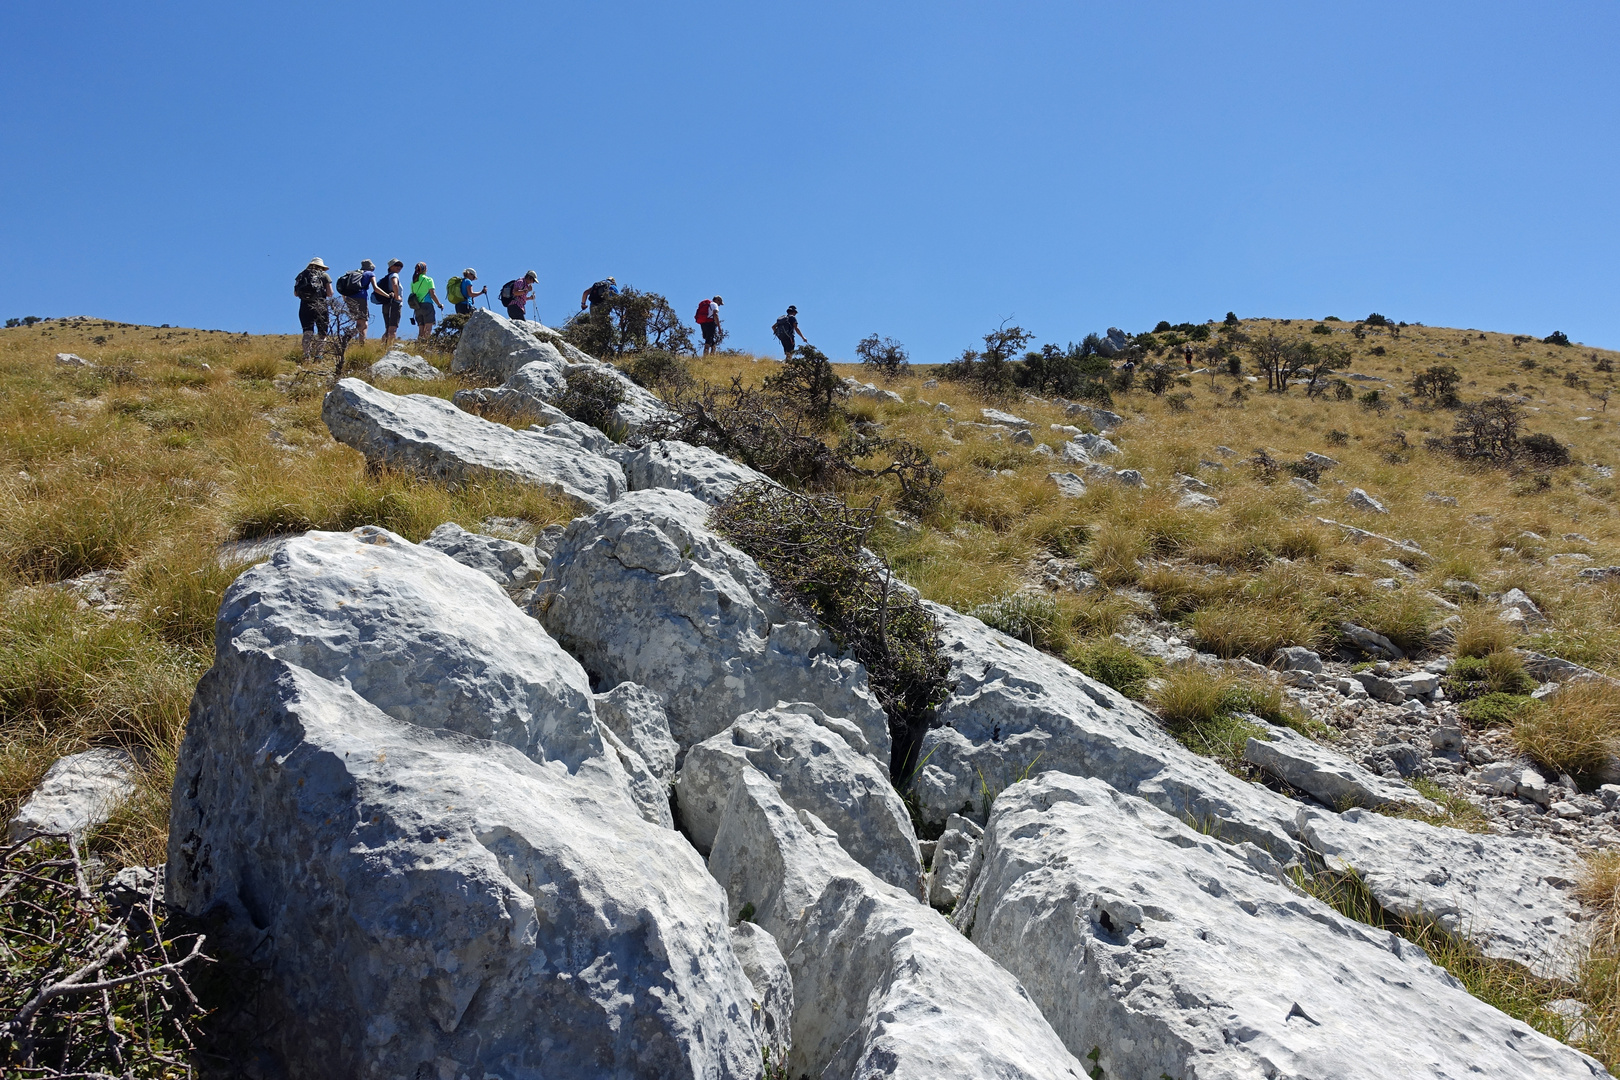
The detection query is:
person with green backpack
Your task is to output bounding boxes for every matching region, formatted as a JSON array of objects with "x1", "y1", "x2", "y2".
[
  {"x1": 409, "y1": 262, "x2": 442, "y2": 342},
  {"x1": 447, "y1": 269, "x2": 486, "y2": 315}
]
